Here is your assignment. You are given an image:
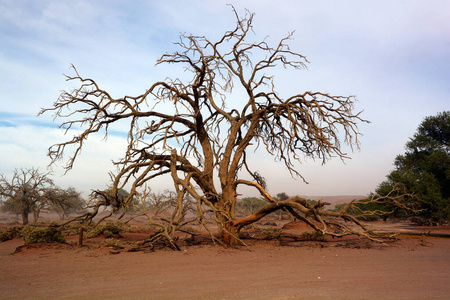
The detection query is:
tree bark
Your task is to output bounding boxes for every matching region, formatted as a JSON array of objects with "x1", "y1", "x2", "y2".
[
  {"x1": 21, "y1": 211, "x2": 29, "y2": 225},
  {"x1": 215, "y1": 185, "x2": 241, "y2": 245},
  {"x1": 218, "y1": 222, "x2": 240, "y2": 247},
  {"x1": 33, "y1": 210, "x2": 40, "y2": 223}
]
